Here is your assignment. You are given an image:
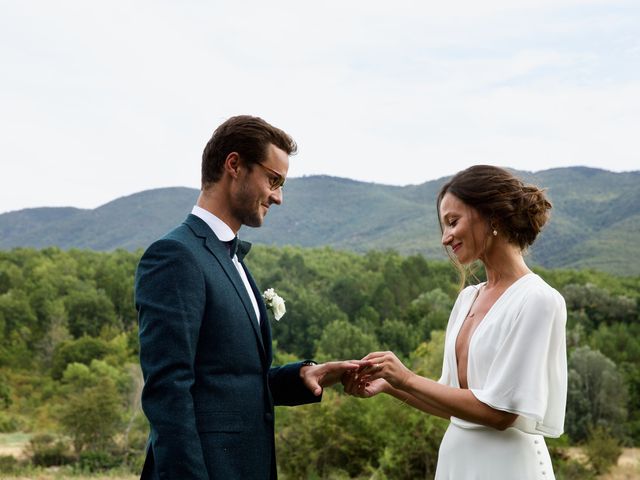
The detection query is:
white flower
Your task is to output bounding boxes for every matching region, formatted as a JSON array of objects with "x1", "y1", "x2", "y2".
[{"x1": 262, "y1": 288, "x2": 286, "y2": 320}]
